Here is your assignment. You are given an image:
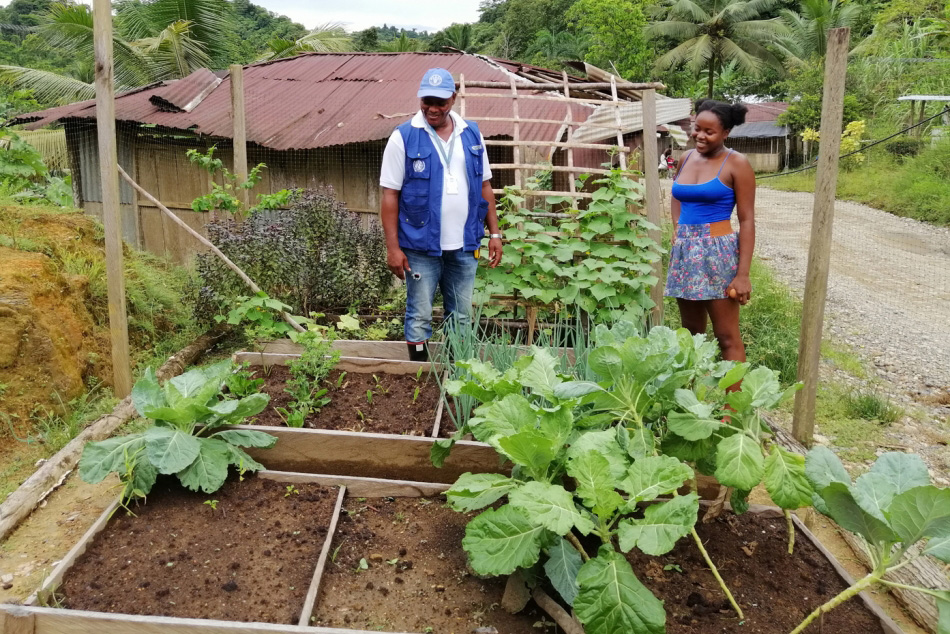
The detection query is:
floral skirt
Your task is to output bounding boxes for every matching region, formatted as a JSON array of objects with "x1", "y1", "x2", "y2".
[{"x1": 664, "y1": 223, "x2": 738, "y2": 300}]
